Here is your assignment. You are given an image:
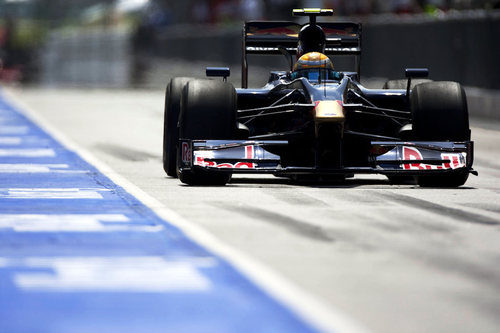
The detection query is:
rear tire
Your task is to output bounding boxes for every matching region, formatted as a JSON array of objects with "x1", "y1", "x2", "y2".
[
  {"x1": 178, "y1": 79, "x2": 237, "y2": 185},
  {"x1": 411, "y1": 81, "x2": 470, "y2": 187},
  {"x1": 163, "y1": 77, "x2": 193, "y2": 177}
]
